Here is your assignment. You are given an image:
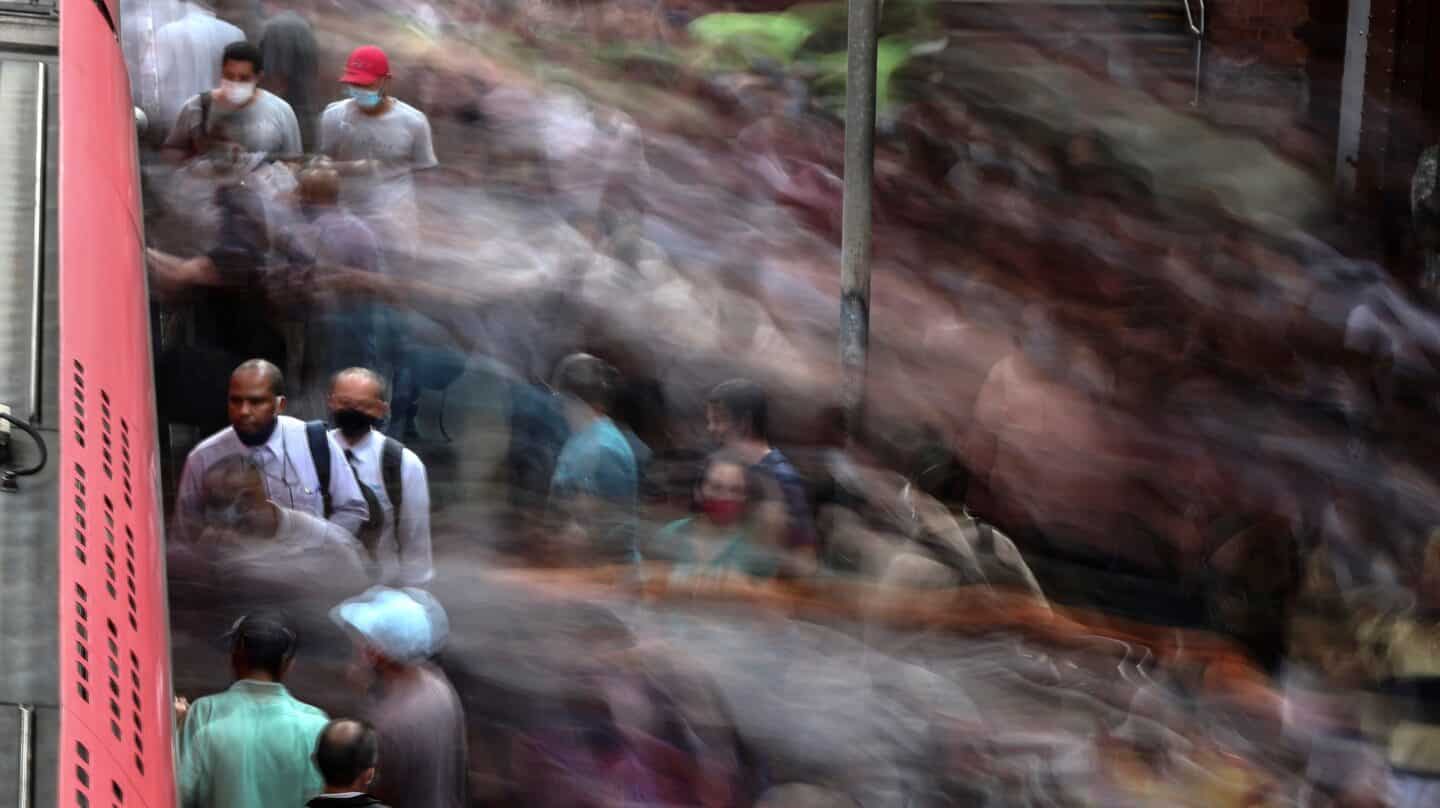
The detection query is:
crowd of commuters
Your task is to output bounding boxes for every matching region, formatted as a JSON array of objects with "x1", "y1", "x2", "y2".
[{"x1": 121, "y1": 0, "x2": 1440, "y2": 805}]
